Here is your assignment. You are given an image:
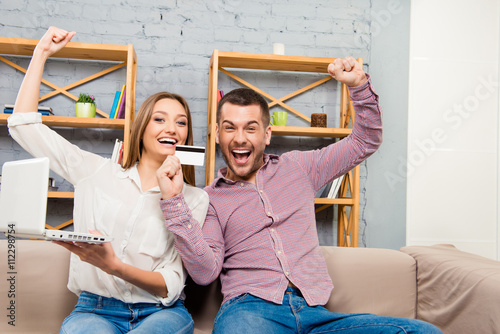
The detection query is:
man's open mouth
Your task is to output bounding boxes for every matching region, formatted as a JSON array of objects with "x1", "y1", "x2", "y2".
[{"x1": 232, "y1": 149, "x2": 251, "y2": 165}]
